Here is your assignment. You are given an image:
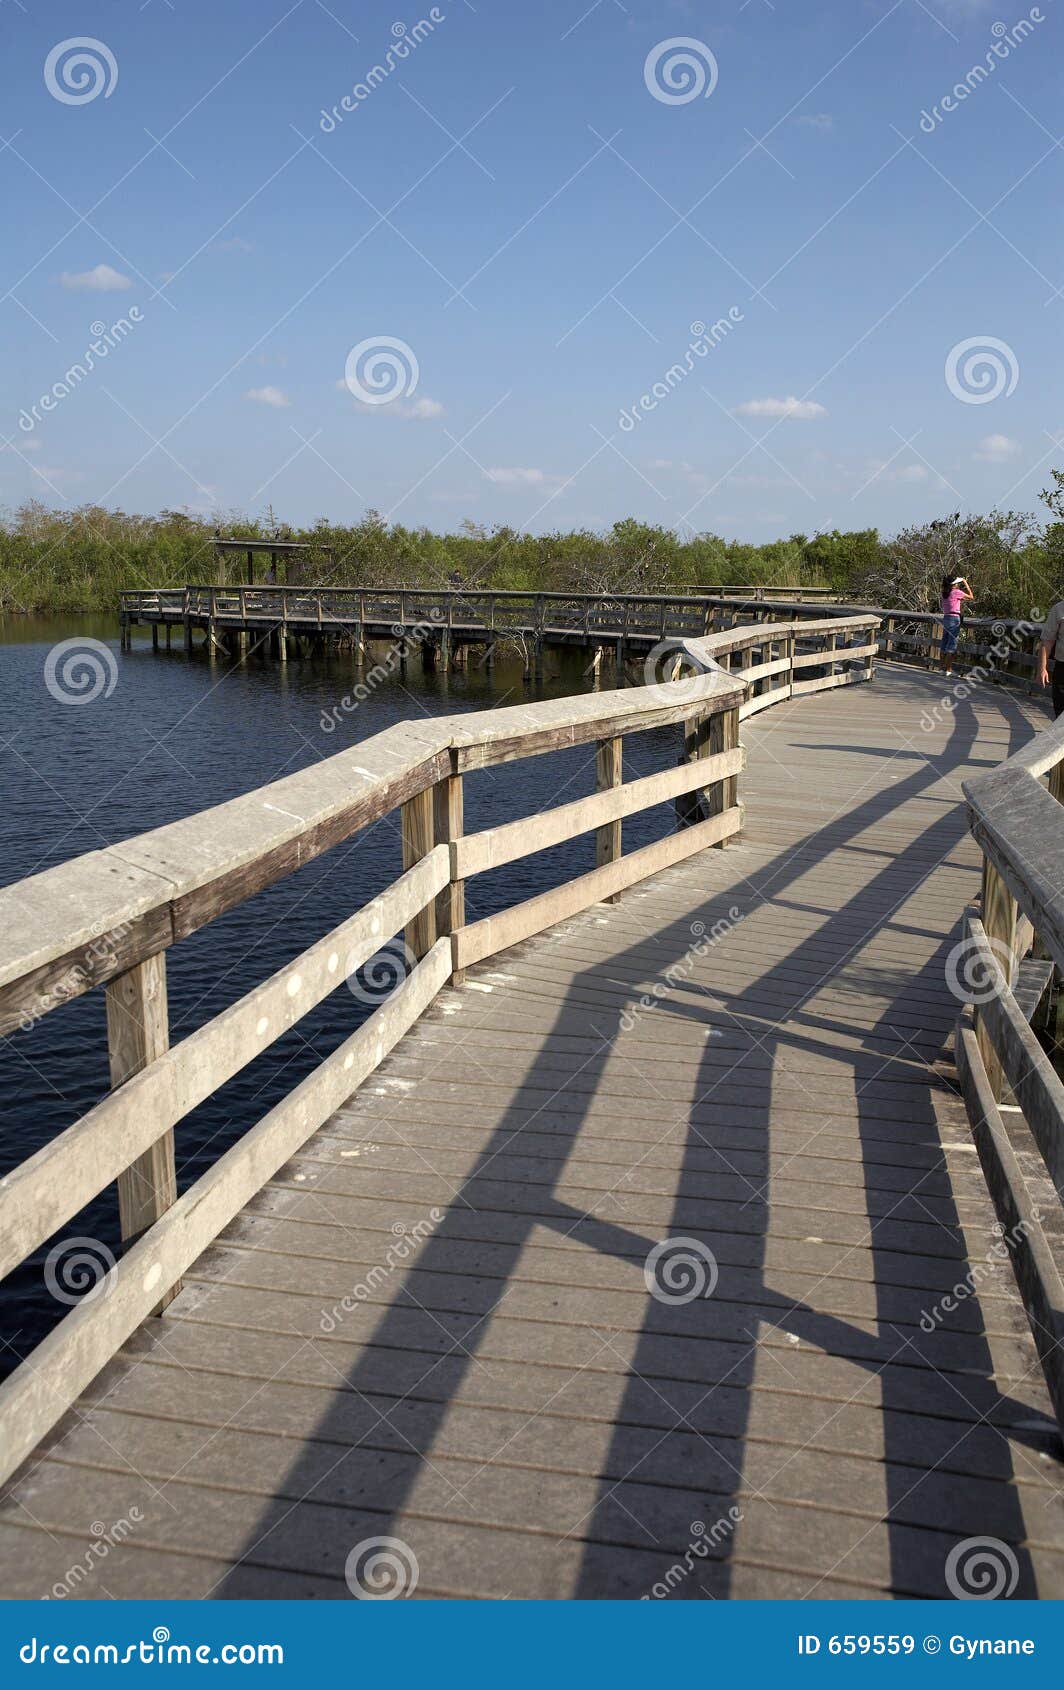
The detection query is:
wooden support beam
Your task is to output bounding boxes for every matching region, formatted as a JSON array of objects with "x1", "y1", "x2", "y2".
[
  {"x1": 433, "y1": 770, "x2": 465, "y2": 980},
  {"x1": 977, "y1": 856, "x2": 1019, "y2": 1101},
  {"x1": 595, "y1": 736, "x2": 623, "y2": 902},
  {"x1": 706, "y1": 702, "x2": 741, "y2": 845},
  {"x1": 676, "y1": 711, "x2": 711, "y2": 831},
  {"x1": 105, "y1": 954, "x2": 179, "y2": 1312},
  {"x1": 401, "y1": 789, "x2": 438, "y2": 961}
]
